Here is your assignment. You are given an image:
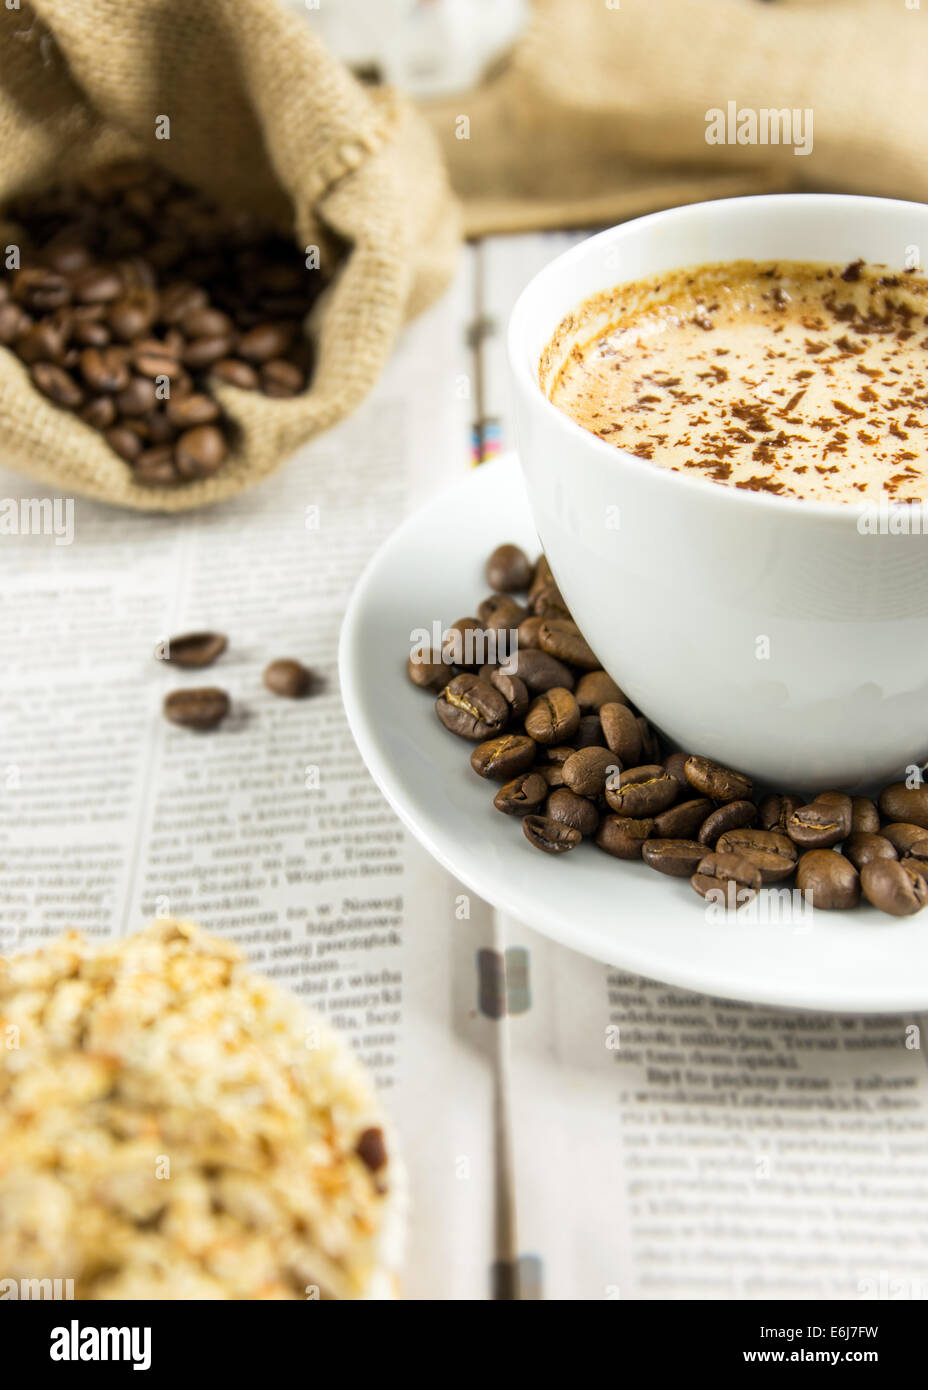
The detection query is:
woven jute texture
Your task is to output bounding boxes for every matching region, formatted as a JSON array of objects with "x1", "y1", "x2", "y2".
[
  {"x1": 0, "y1": 0, "x2": 458, "y2": 510},
  {"x1": 426, "y1": 0, "x2": 928, "y2": 236}
]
